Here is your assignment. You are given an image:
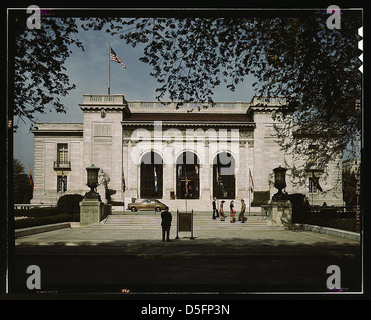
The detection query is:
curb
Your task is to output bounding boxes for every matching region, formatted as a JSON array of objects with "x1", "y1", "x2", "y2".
[
  {"x1": 292, "y1": 224, "x2": 360, "y2": 242},
  {"x1": 15, "y1": 222, "x2": 361, "y2": 242},
  {"x1": 15, "y1": 252, "x2": 360, "y2": 259}
]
